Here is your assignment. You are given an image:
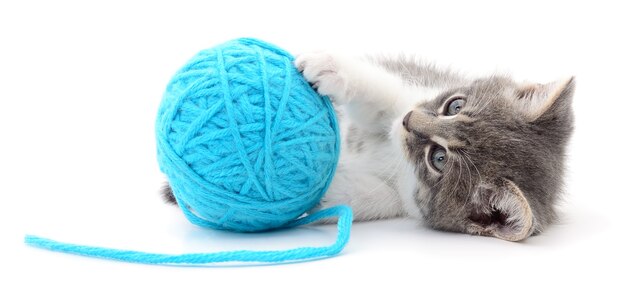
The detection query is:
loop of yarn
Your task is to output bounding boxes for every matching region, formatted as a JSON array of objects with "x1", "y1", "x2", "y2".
[
  {"x1": 25, "y1": 38, "x2": 352, "y2": 265},
  {"x1": 156, "y1": 38, "x2": 340, "y2": 232}
]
